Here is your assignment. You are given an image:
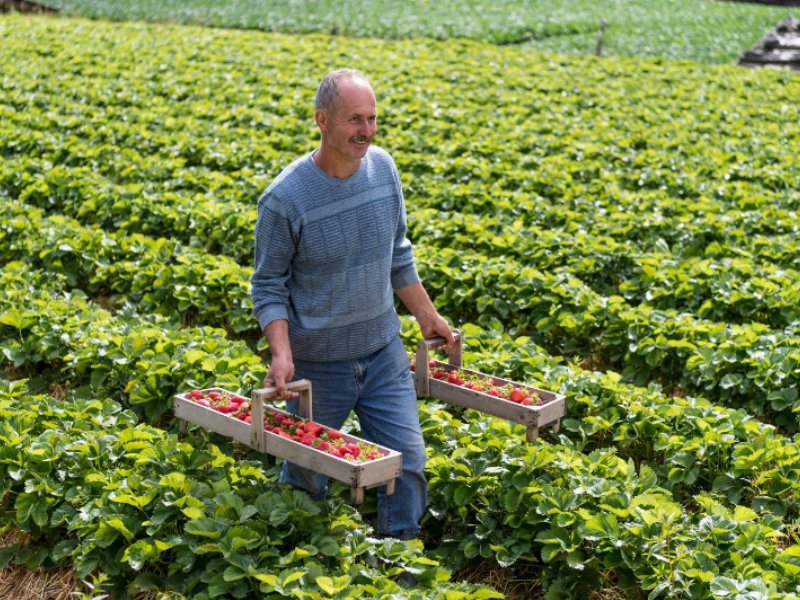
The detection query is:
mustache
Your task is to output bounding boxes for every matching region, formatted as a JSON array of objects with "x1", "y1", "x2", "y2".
[{"x1": 351, "y1": 135, "x2": 371, "y2": 143}]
